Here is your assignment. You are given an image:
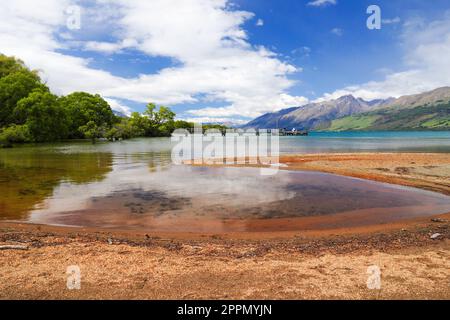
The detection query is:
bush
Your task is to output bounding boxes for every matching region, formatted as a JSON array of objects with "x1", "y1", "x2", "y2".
[
  {"x1": 14, "y1": 88, "x2": 69, "y2": 142},
  {"x1": 0, "y1": 124, "x2": 31, "y2": 147},
  {"x1": 106, "y1": 118, "x2": 143, "y2": 141}
]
